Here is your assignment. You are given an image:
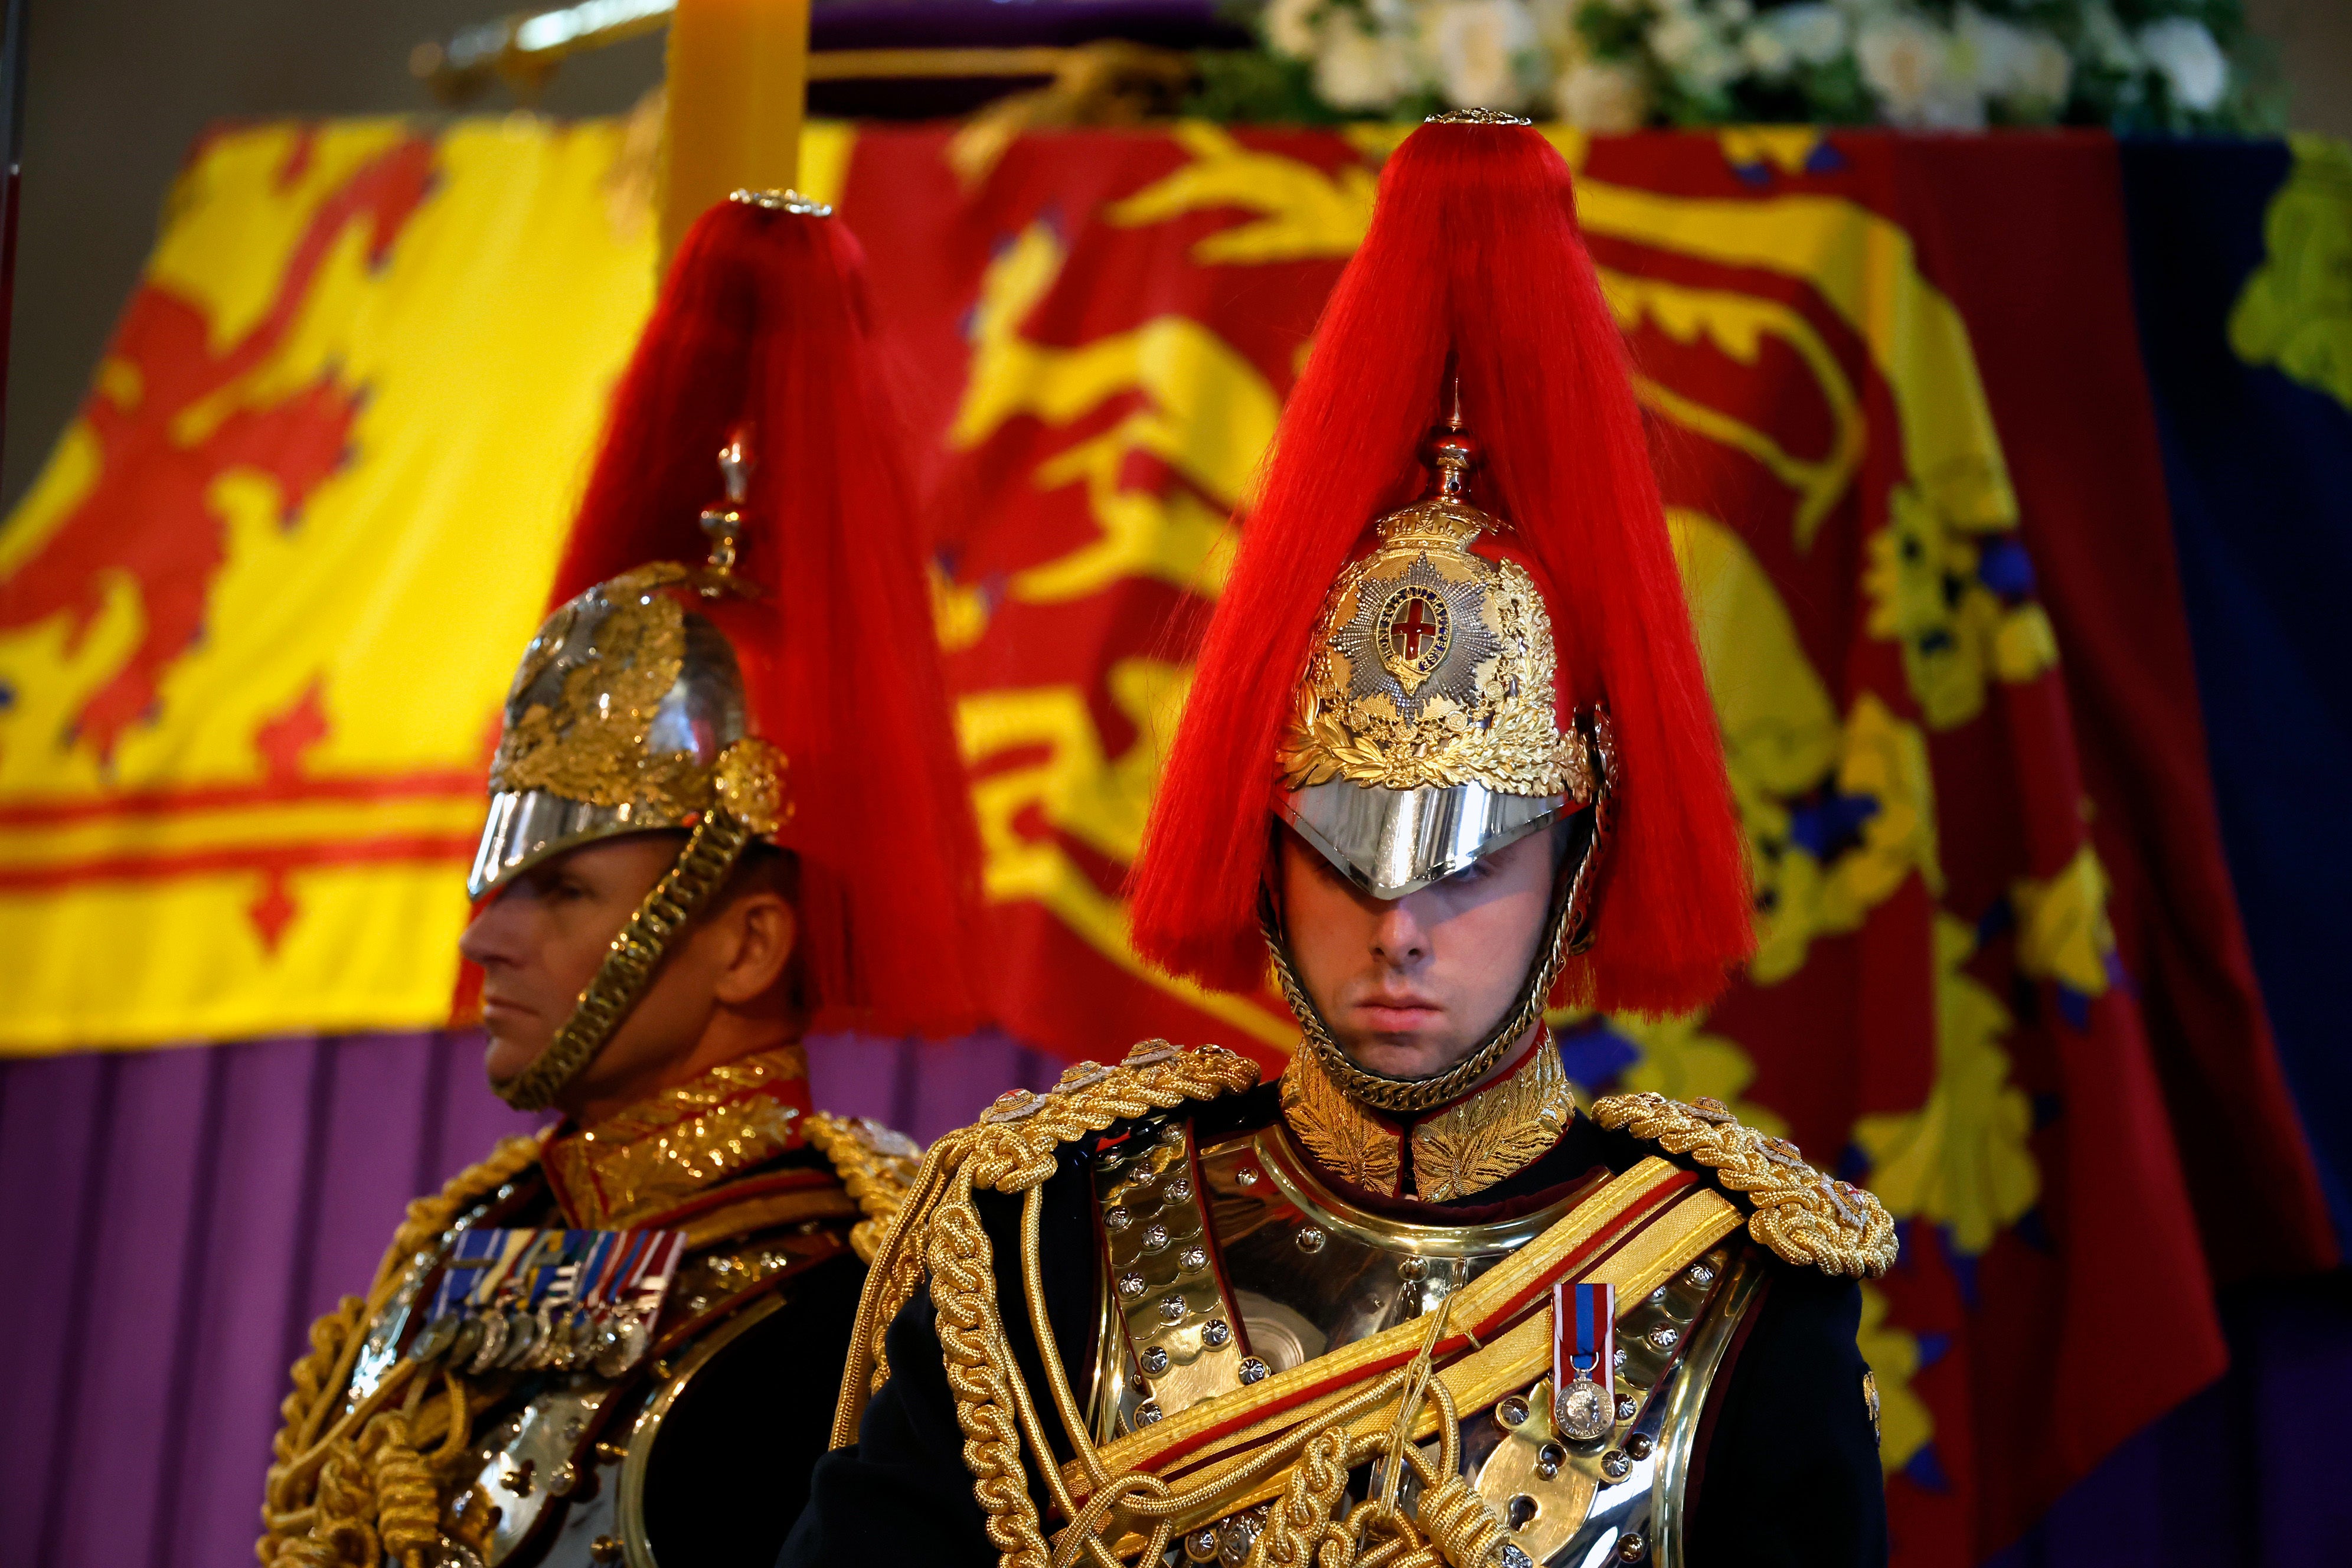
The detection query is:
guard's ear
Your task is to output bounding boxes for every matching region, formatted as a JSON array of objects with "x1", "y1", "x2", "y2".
[{"x1": 712, "y1": 890, "x2": 797, "y2": 1007}]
